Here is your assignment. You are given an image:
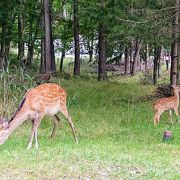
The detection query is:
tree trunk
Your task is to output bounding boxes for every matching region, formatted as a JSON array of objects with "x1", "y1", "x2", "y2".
[
  {"x1": 50, "y1": 2, "x2": 56, "y2": 72},
  {"x1": 60, "y1": 51, "x2": 65, "y2": 72},
  {"x1": 170, "y1": 0, "x2": 179, "y2": 86},
  {"x1": 131, "y1": 39, "x2": 141, "y2": 76},
  {"x1": 73, "y1": 0, "x2": 80, "y2": 76},
  {"x1": 27, "y1": 16, "x2": 39, "y2": 67},
  {"x1": 41, "y1": 0, "x2": 56, "y2": 73},
  {"x1": 130, "y1": 41, "x2": 134, "y2": 75},
  {"x1": 98, "y1": 23, "x2": 107, "y2": 81},
  {"x1": 40, "y1": 38, "x2": 46, "y2": 73},
  {"x1": 18, "y1": 6, "x2": 25, "y2": 66},
  {"x1": 124, "y1": 47, "x2": 129, "y2": 74},
  {"x1": 165, "y1": 52, "x2": 170, "y2": 71},
  {"x1": 153, "y1": 45, "x2": 158, "y2": 85},
  {"x1": 176, "y1": 0, "x2": 180, "y2": 84},
  {"x1": 88, "y1": 40, "x2": 93, "y2": 62},
  {"x1": 40, "y1": 1, "x2": 46, "y2": 73},
  {"x1": 27, "y1": 15, "x2": 34, "y2": 67},
  {"x1": 157, "y1": 46, "x2": 161, "y2": 78},
  {"x1": 144, "y1": 44, "x2": 149, "y2": 71}
]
